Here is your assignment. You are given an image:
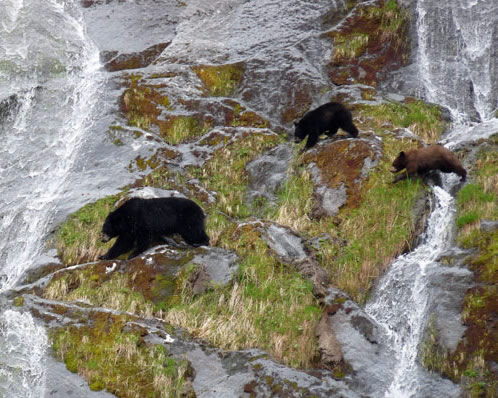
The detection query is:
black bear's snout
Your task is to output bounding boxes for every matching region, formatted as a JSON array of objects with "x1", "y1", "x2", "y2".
[
  {"x1": 294, "y1": 136, "x2": 303, "y2": 143},
  {"x1": 101, "y1": 233, "x2": 112, "y2": 243}
]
